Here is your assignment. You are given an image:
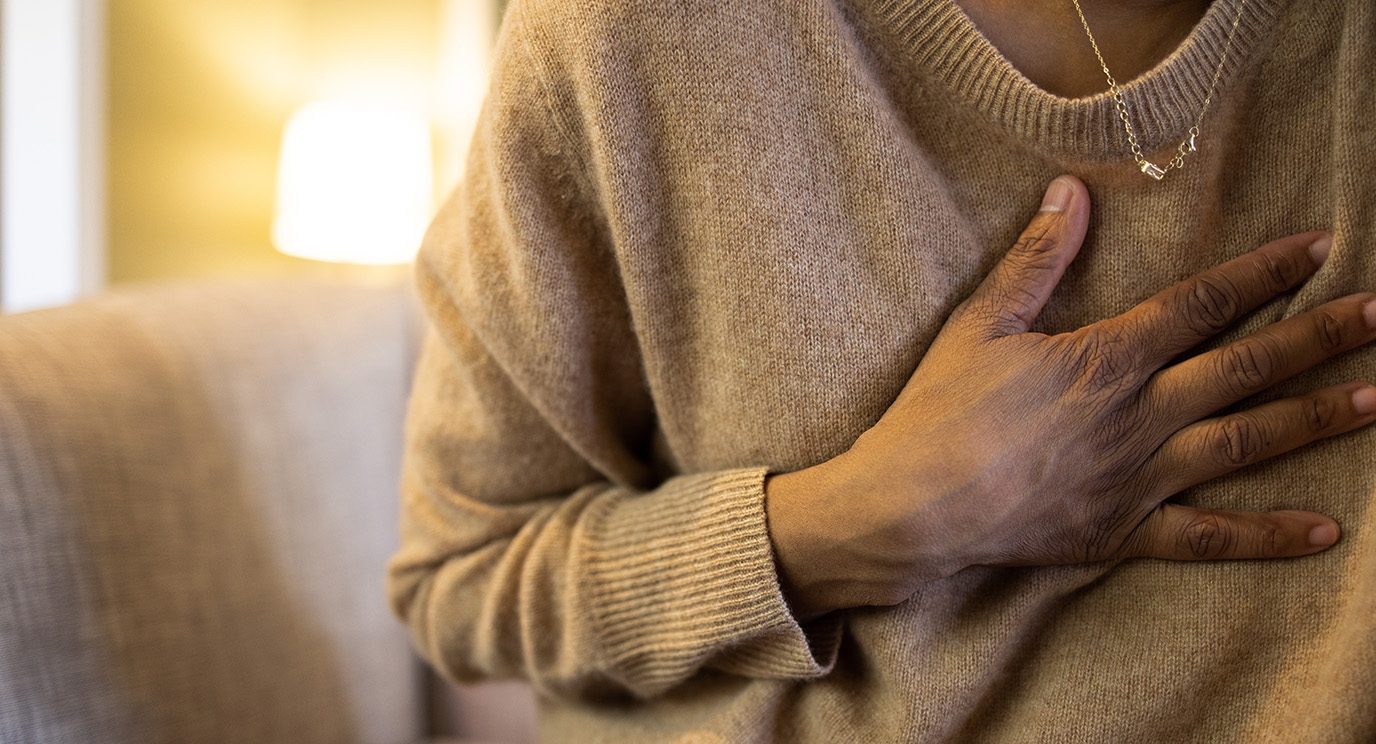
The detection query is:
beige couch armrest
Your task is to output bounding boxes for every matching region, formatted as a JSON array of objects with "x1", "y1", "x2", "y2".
[{"x1": 0, "y1": 277, "x2": 425, "y2": 744}]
